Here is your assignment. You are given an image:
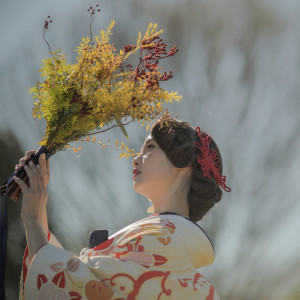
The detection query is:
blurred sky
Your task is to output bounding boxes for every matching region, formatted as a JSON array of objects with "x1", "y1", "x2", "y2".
[{"x1": 1, "y1": 0, "x2": 300, "y2": 299}]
